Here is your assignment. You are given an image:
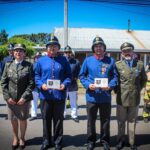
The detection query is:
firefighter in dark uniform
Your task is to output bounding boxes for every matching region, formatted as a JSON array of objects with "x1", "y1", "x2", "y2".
[
  {"x1": 115, "y1": 42, "x2": 147, "y2": 150},
  {"x1": 63, "y1": 45, "x2": 80, "y2": 122},
  {"x1": 1, "y1": 44, "x2": 15, "y2": 119},
  {"x1": 1, "y1": 43, "x2": 14, "y2": 71},
  {"x1": 1, "y1": 44, "x2": 34, "y2": 150}
]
